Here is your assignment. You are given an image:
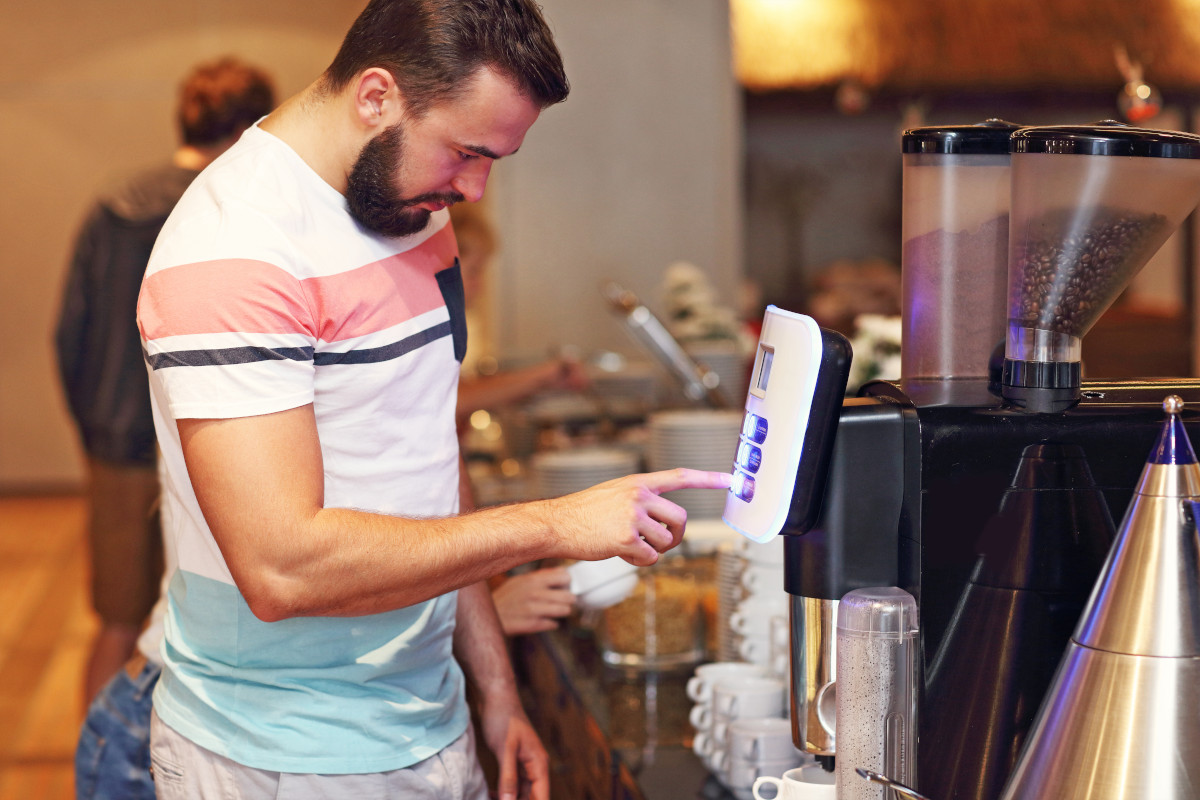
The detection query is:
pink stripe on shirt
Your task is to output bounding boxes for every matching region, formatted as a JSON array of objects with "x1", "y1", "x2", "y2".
[
  {"x1": 304, "y1": 224, "x2": 457, "y2": 344},
  {"x1": 139, "y1": 224, "x2": 458, "y2": 343}
]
